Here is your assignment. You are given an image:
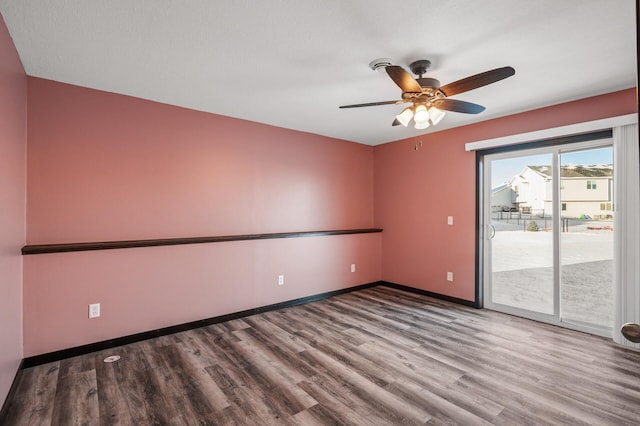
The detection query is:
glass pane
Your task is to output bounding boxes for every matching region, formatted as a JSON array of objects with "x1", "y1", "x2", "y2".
[
  {"x1": 489, "y1": 153, "x2": 554, "y2": 314},
  {"x1": 559, "y1": 147, "x2": 613, "y2": 329}
]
